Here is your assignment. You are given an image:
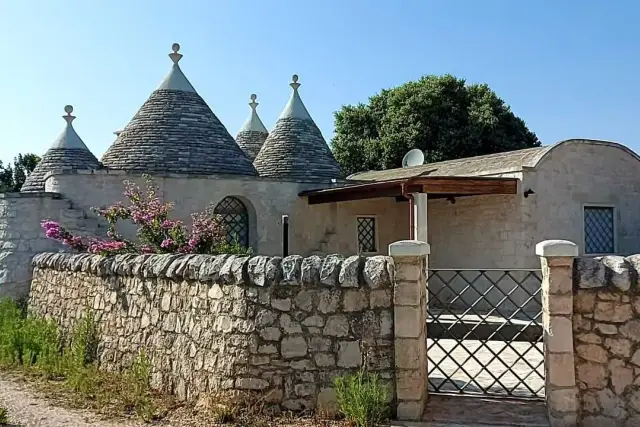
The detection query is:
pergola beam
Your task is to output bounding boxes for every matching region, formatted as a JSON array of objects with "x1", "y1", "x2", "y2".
[{"x1": 302, "y1": 176, "x2": 518, "y2": 205}]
